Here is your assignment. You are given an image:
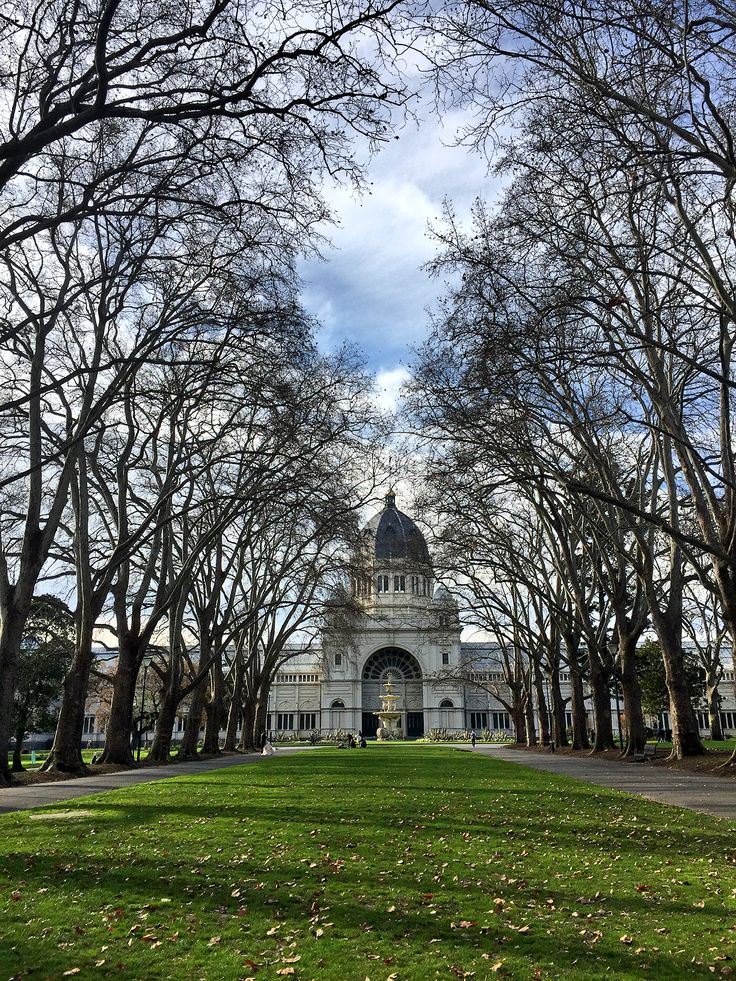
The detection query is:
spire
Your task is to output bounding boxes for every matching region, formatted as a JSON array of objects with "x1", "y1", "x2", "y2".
[{"x1": 384, "y1": 487, "x2": 396, "y2": 509}]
